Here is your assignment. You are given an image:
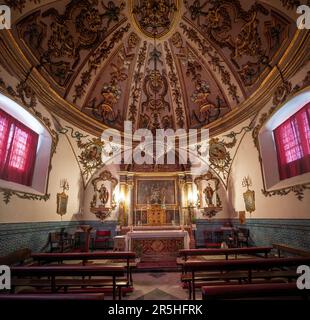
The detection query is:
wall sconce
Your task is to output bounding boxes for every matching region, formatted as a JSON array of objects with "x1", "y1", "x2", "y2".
[
  {"x1": 57, "y1": 179, "x2": 69, "y2": 217},
  {"x1": 242, "y1": 175, "x2": 255, "y2": 213}
]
